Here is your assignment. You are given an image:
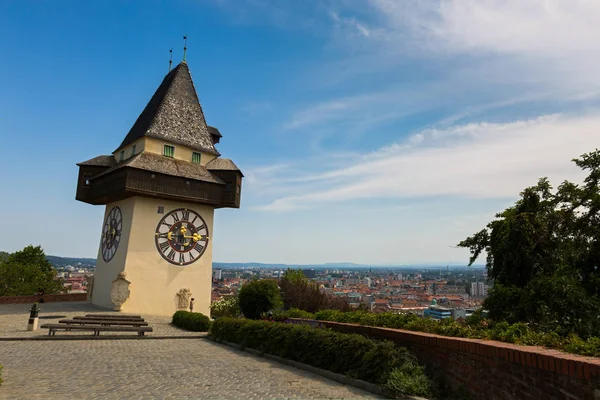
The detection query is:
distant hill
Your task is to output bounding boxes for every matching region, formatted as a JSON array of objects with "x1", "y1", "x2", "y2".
[
  {"x1": 40, "y1": 257, "x2": 483, "y2": 270},
  {"x1": 212, "y1": 262, "x2": 483, "y2": 269},
  {"x1": 46, "y1": 255, "x2": 96, "y2": 267}
]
